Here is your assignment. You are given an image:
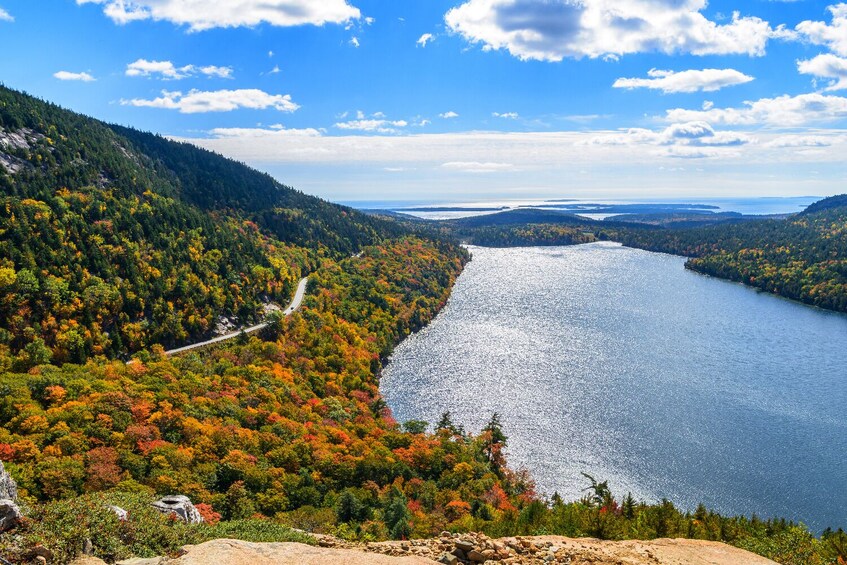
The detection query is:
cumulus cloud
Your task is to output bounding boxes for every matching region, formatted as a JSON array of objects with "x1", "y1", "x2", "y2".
[
  {"x1": 588, "y1": 121, "x2": 753, "y2": 151},
  {"x1": 440, "y1": 111, "x2": 460, "y2": 118},
  {"x1": 796, "y1": 4, "x2": 847, "y2": 57},
  {"x1": 493, "y1": 111, "x2": 518, "y2": 119},
  {"x1": 613, "y1": 68, "x2": 755, "y2": 93},
  {"x1": 0, "y1": 7, "x2": 13, "y2": 21},
  {"x1": 54, "y1": 71, "x2": 96, "y2": 81},
  {"x1": 121, "y1": 89, "x2": 299, "y2": 113},
  {"x1": 797, "y1": 54, "x2": 847, "y2": 91},
  {"x1": 126, "y1": 59, "x2": 233, "y2": 79},
  {"x1": 445, "y1": 0, "x2": 784, "y2": 61},
  {"x1": 665, "y1": 93, "x2": 847, "y2": 126},
  {"x1": 76, "y1": 0, "x2": 360, "y2": 31},
  {"x1": 335, "y1": 118, "x2": 408, "y2": 133},
  {"x1": 417, "y1": 33, "x2": 434, "y2": 47}
]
